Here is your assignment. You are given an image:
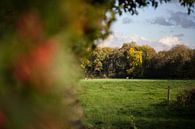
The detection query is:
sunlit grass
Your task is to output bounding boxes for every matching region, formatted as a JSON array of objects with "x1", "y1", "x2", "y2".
[{"x1": 79, "y1": 79, "x2": 195, "y2": 129}]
